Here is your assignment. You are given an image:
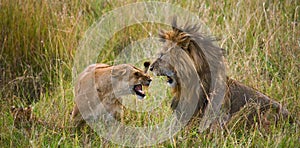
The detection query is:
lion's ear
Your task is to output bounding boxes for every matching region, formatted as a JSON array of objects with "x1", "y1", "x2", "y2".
[
  {"x1": 171, "y1": 17, "x2": 180, "y2": 32},
  {"x1": 158, "y1": 30, "x2": 167, "y2": 42},
  {"x1": 177, "y1": 32, "x2": 191, "y2": 50},
  {"x1": 171, "y1": 17, "x2": 183, "y2": 34},
  {"x1": 171, "y1": 17, "x2": 177, "y2": 31}
]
